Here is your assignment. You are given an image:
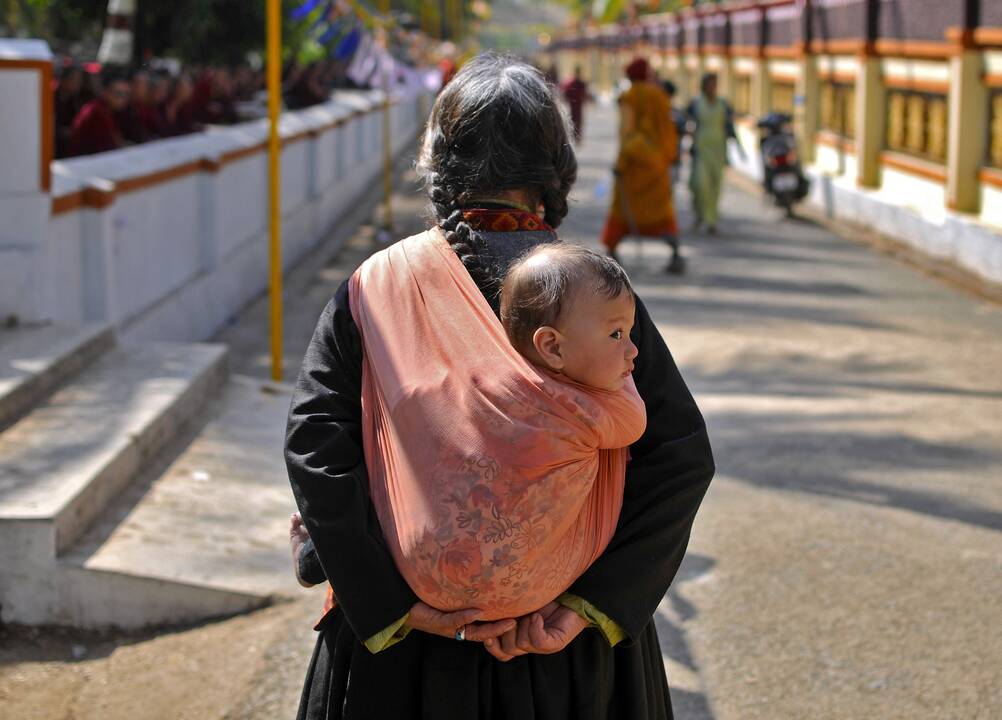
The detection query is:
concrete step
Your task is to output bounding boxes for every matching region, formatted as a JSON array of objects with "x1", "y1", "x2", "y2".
[
  {"x1": 0, "y1": 341, "x2": 228, "y2": 557},
  {"x1": 0, "y1": 324, "x2": 114, "y2": 432},
  {"x1": 57, "y1": 375, "x2": 300, "y2": 628}
]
